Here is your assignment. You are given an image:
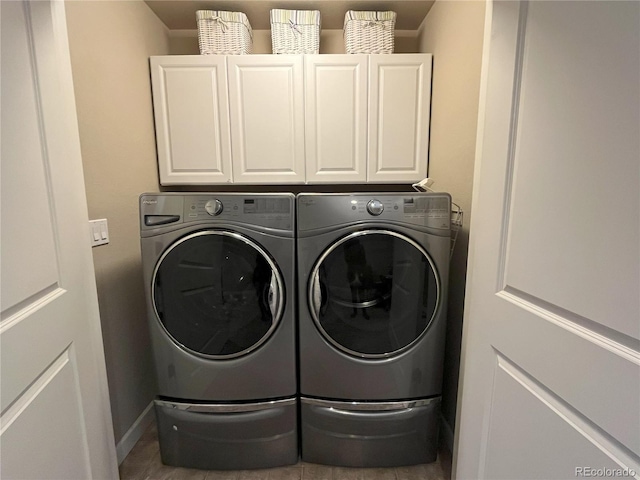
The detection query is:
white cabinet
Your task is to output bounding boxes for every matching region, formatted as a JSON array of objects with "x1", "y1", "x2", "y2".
[
  {"x1": 304, "y1": 54, "x2": 432, "y2": 184},
  {"x1": 150, "y1": 54, "x2": 432, "y2": 185},
  {"x1": 304, "y1": 55, "x2": 368, "y2": 184},
  {"x1": 227, "y1": 55, "x2": 306, "y2": 184},
  {"x1": 368, "y1": 54, "x2": 432, "y2": 183},
  {"x1": 150, "y1": 56, "x2": 232, "y2": 185}
]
